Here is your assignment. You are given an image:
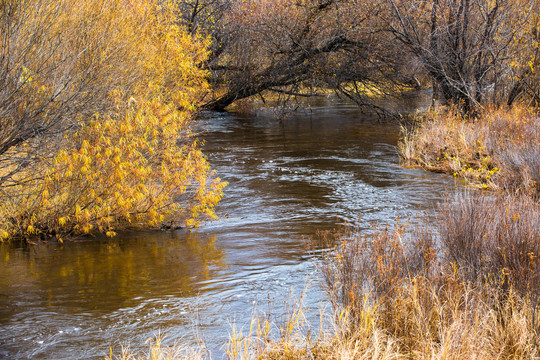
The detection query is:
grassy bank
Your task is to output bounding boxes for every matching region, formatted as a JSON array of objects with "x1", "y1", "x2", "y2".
[
  {"x1": 108, "y1": 191, "x2": 540, "y2": 360},
  {"x1": 399, "y1": 106, "x2": 540, "y2": 198}
]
